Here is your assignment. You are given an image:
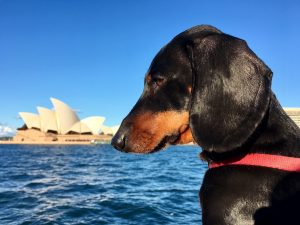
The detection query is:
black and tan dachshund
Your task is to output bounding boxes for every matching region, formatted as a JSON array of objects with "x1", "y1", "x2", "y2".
[{"x1": 112, "y1": 25, "x2": 300, "y2": 225}]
